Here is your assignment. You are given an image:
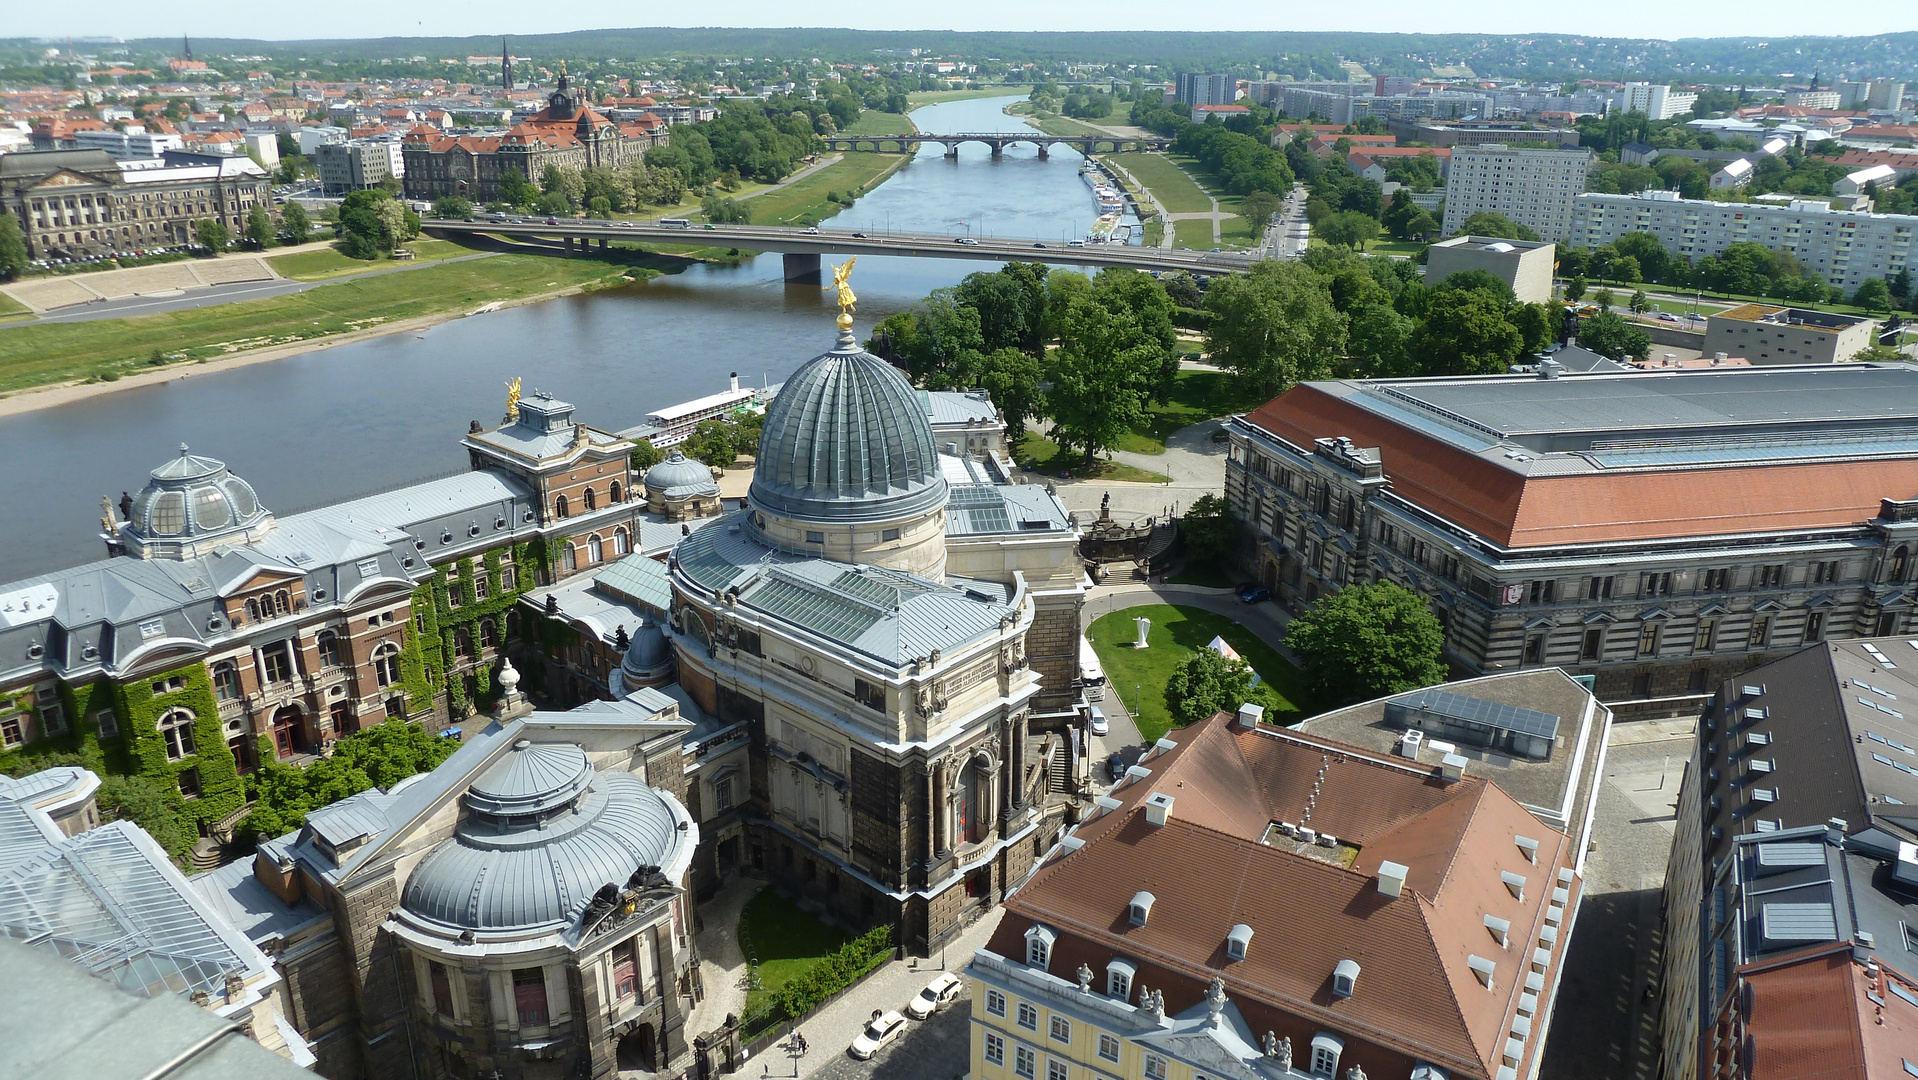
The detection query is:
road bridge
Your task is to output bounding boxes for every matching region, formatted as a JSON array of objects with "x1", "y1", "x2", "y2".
[
  {"x1": 421, "y1": 219, "x2": 1257, "y2": 282},
  {"x1": 818, "y1": 132, "x2": 1170, "y2": 159}
]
